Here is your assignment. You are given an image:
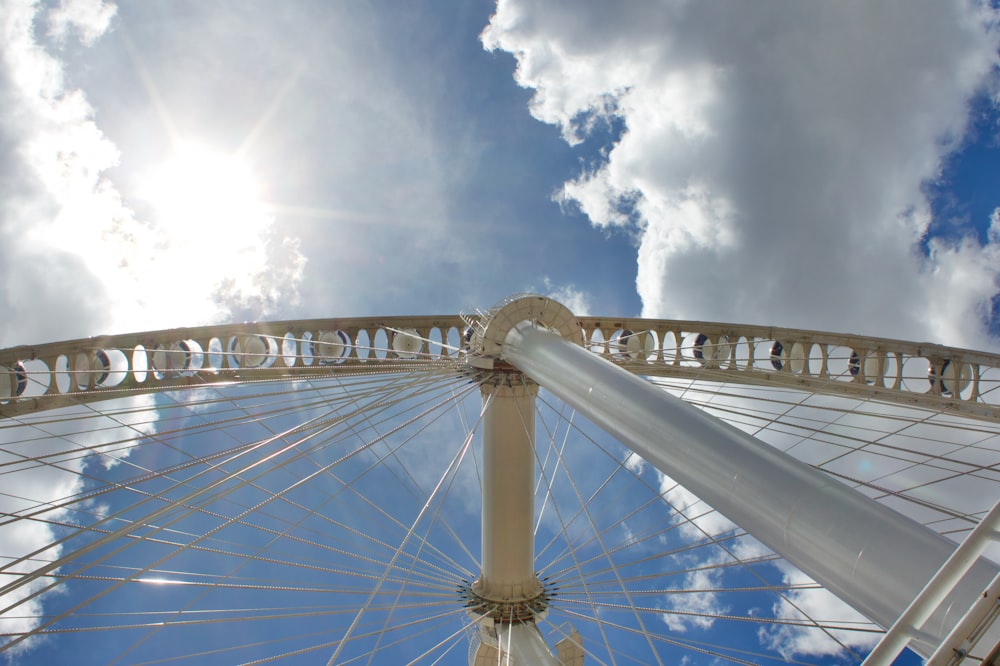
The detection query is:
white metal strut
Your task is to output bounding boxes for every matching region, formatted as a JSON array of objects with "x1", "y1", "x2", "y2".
[{"x1": 495, "y1": 303, "x2": 1000, "y2": 659}]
